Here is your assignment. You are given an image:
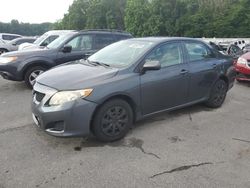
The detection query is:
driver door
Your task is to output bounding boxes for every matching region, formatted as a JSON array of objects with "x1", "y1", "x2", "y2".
[{"x1": 140, "y1": 42, "x2": 189, "y2": 115}]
